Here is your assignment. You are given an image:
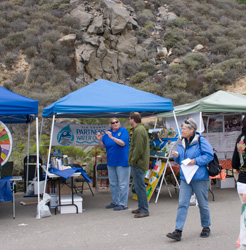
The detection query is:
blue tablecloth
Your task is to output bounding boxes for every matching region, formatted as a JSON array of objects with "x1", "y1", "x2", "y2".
[
  {"x1": 0, "y1": 177, "x2": 13, "y2": 202},
  {"x1": 48, "y1": 167, "x2": 92, "y2": 183}
]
